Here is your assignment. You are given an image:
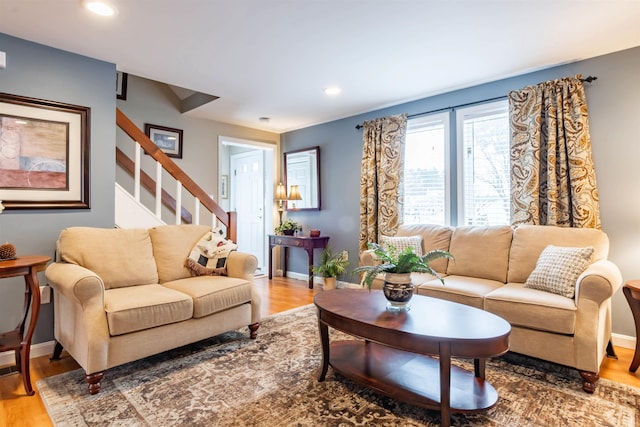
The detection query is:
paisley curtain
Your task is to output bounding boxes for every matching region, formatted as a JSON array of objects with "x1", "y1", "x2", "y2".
[
  {"x1": 358, "y1": 114, "x2": 407, "y2": 252},
  {"x1": 509, "y1": 77, "x2": 601, "y2": 229}
]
